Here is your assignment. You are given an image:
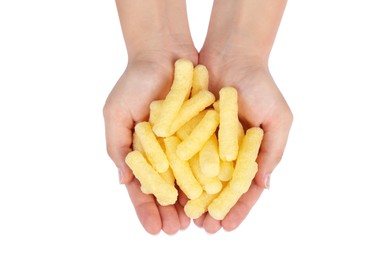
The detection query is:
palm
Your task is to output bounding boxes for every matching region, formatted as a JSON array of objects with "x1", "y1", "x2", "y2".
[
  {"x1": 195, "y1": 54, "x2": 293, "y2": 232},
  {"x1": 104, "y1": 57, "x2": 195, "y2": 234}
]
